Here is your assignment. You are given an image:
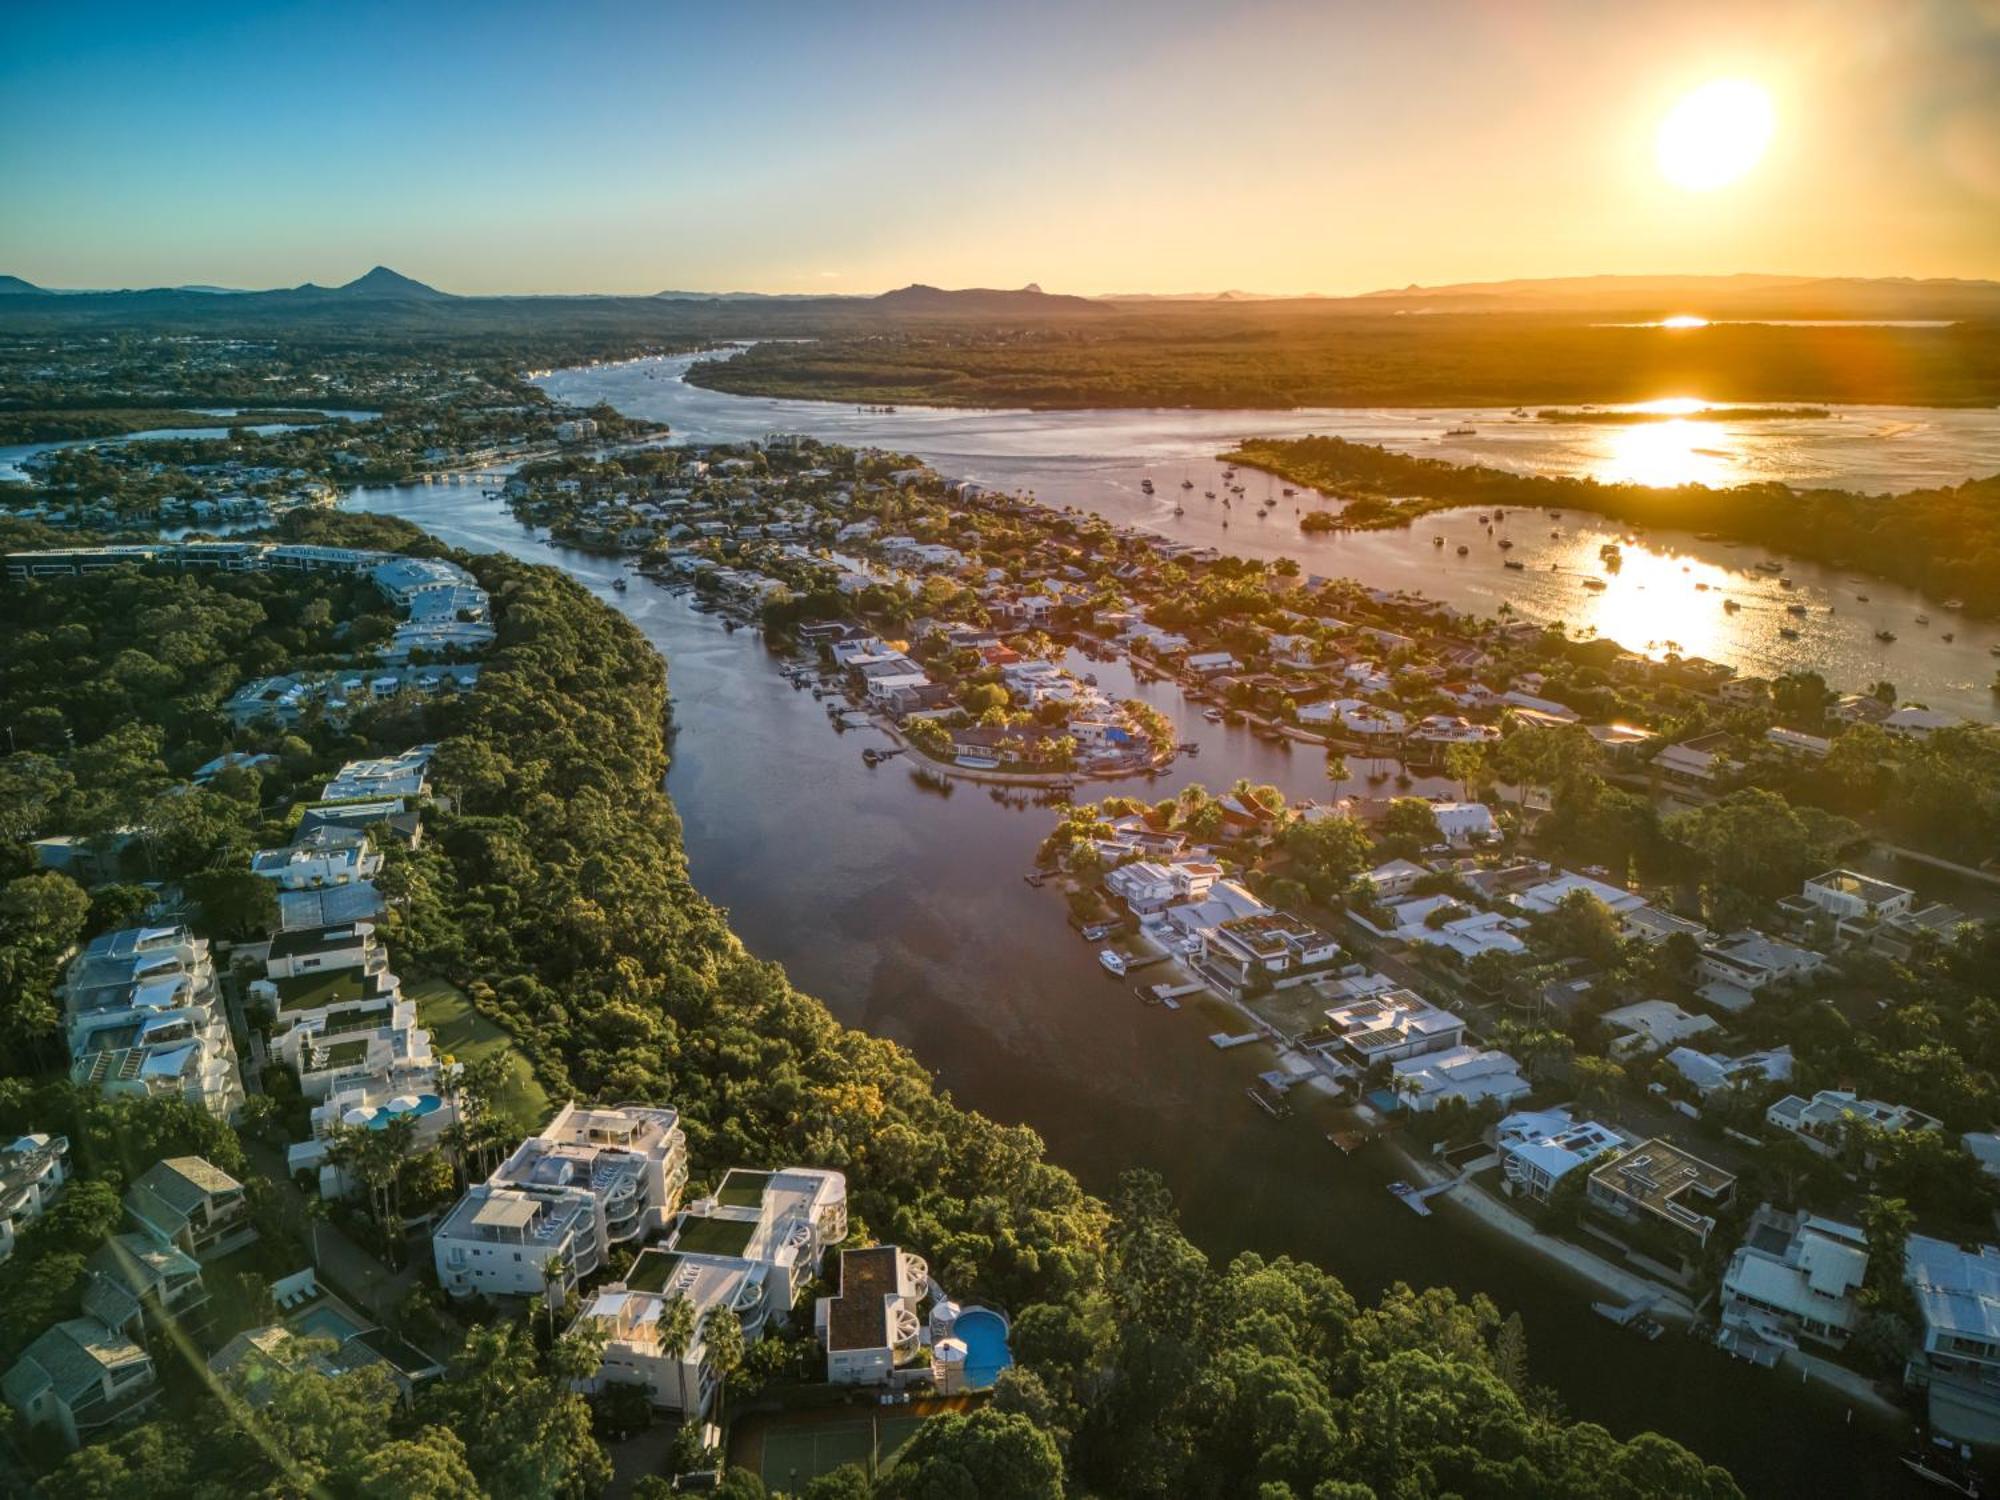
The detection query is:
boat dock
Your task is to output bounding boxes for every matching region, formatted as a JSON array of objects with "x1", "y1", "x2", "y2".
[
  {"x1": 1389, "y1": 1178, "x2": 1462, "y2": 1216},
  {"x1": 1209, "y1": 1031, "x2": 1262, "y2": 1050}
]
